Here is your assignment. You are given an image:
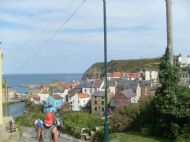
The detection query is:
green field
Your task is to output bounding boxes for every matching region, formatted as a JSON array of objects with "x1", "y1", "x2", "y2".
[{"x1": 110, "y1": 132, "x2": 171, "y2": 142}]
